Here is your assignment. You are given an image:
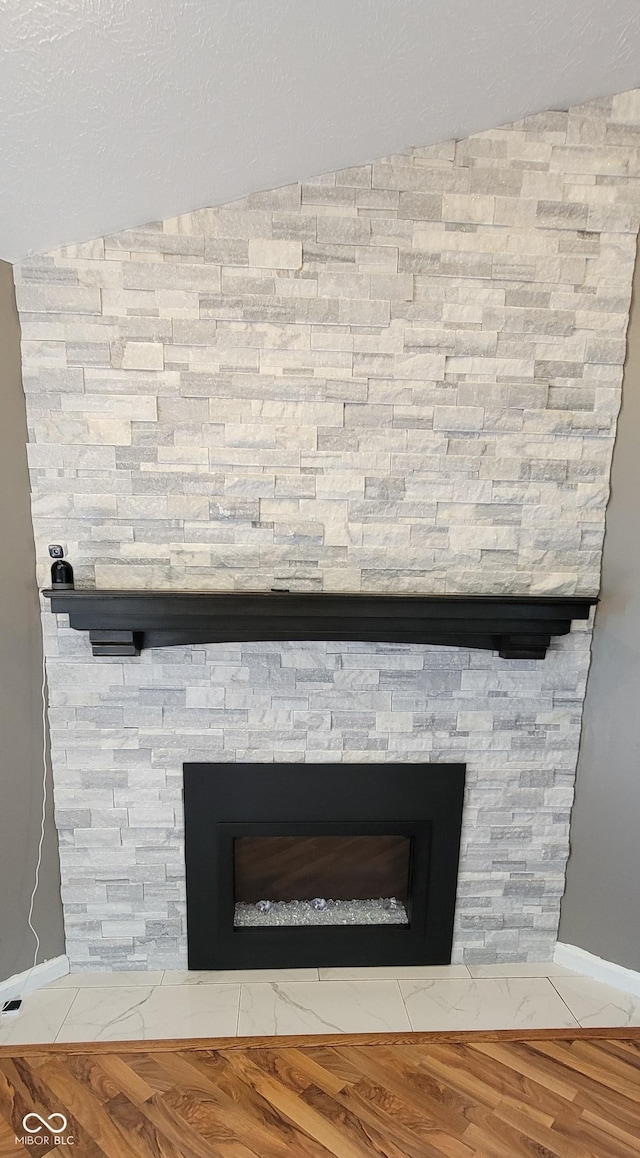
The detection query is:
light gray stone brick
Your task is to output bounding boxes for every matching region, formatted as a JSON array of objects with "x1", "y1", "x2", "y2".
[
  {"x1": 122, "y1": 263, "x2": 222, "y2": 292},
  {"x1": 16, "y1": 284, "x2": 101, "y2": 314},
  {"x1": 248, "y1": 239, "x2": 302, "y2": 269}
]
